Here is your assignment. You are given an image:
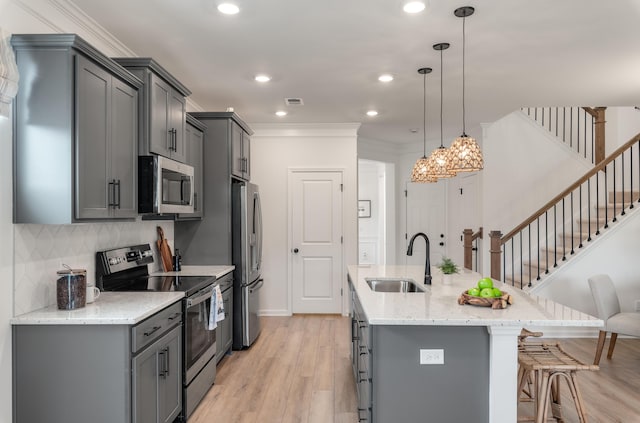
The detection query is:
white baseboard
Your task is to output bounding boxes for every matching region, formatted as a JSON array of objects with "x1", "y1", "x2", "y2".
[{"x1": 258, "y1": 309, "x2": 292, "y2": 317}]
